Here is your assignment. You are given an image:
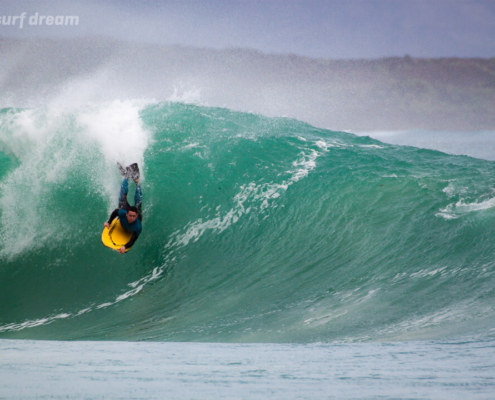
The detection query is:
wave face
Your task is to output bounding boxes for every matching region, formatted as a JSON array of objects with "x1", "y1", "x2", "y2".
[{"x1": 0, "y1": 101, "x2": 495, "y2": 342}]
